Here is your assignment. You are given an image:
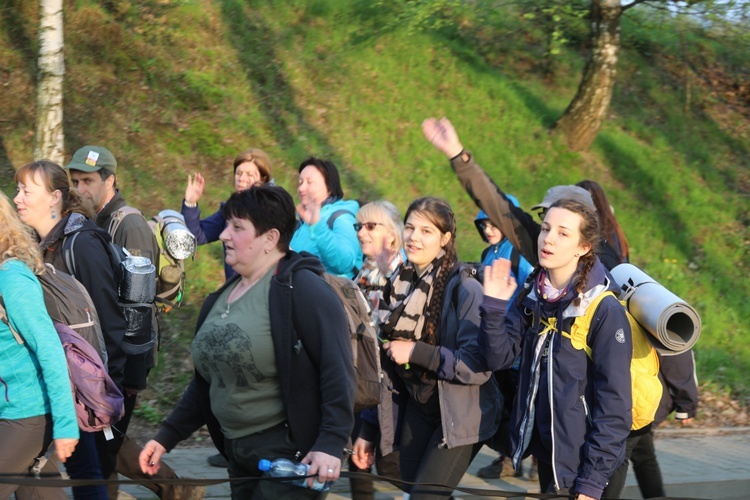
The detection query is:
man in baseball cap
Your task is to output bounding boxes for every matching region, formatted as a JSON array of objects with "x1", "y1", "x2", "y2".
[{"x1": 66, "y1": 146, "x2": 203, "y2": 499}]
